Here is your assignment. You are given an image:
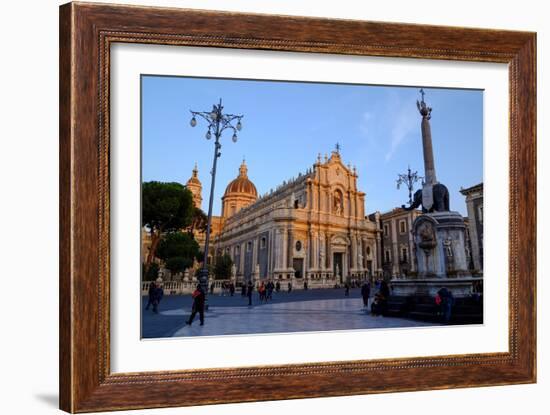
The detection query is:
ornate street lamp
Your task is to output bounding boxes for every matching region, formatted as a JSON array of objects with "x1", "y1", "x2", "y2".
[
  {"x1": 396, "y1": 165, "x2": 422, "y2": 206},
  {"x1": 189, "y1": 99, "x2": 244, "y2": 305}
]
